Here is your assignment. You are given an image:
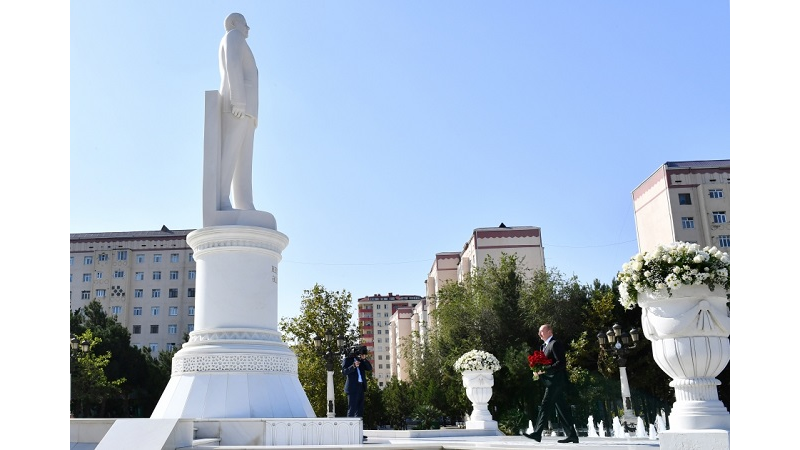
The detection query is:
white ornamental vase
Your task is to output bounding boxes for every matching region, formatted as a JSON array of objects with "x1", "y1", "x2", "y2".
[
  {"x1": 461, "y1": 370, "x2": 498, "y2": 430},
  {"x1": 639, "y1": 284, "x2": 730, "y2": 431}
]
